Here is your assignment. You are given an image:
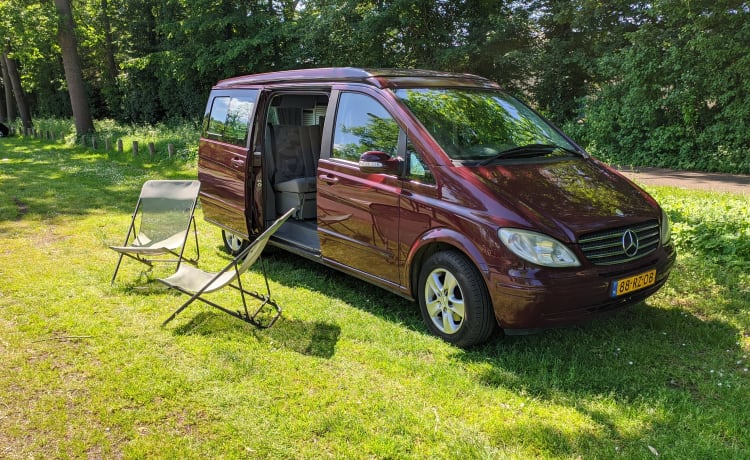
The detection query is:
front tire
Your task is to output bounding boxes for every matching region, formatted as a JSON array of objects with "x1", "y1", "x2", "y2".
[
  {"x1": 222, "y1": 230, "x2": 249, "y2": 256},
  {"x1": 418, "y1": 250, "x2": 496, "y2": 348}
]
